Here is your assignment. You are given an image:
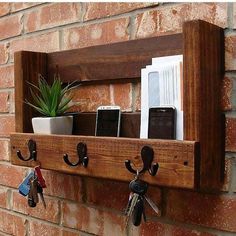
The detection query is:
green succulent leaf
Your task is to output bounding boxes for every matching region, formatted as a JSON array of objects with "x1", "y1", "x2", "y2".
[{"x1": 25, "y1": 73, "x2": 79, "y2": 117}]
